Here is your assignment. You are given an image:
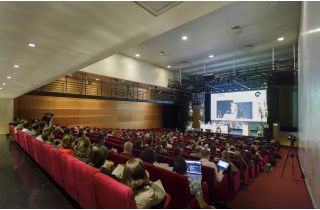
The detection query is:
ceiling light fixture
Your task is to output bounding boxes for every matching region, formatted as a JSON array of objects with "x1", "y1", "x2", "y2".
[
  {"x1": 2, "y1": 83, "x2": 6, "y2": 86},
  {"x1": 135, "y1": 54, "x2": 140, "y2": 57},
  {"x1": 167, "y1": 65, "x2": 171, "y2": 68},
  {"x1": 208, "y1": 54, "x2": 214, "y2": 58},
  {"x1": 7, "y1": 76, "x2": 11, "y2": 79},
  {"x1": 181, "y1": 35, "x2": 188, "y2": 40},
  {"x1": 277, "y1": 37, "x2": 284, "y2": 41},
  {"x1": 0, "y1": 87, "x2": 2, "y2": 90},
  {"x1": 13, "y1": 64, "x2": 20, "y2": 68},
  {"x1": 28, "y1": 43, "x2": 36, "y2": 48},
  {"x1": 96, "y1": 78, "x2": 100, "y2": 81}
]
